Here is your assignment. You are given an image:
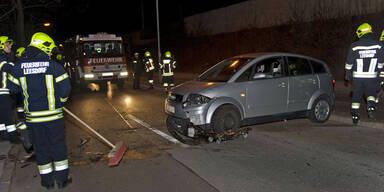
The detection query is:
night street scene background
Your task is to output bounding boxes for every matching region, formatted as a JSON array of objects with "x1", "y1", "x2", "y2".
[{"x1": 2, "y1": 0, "x2": 384, "y2": 192}]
